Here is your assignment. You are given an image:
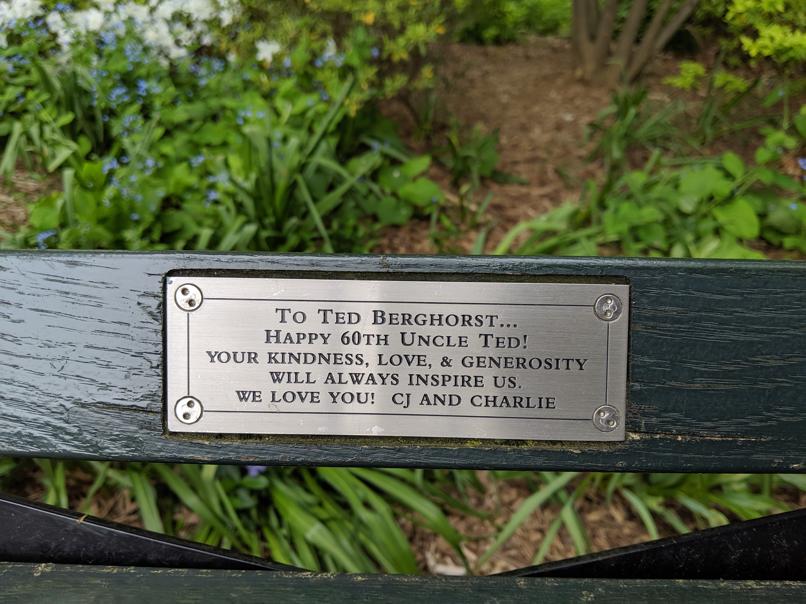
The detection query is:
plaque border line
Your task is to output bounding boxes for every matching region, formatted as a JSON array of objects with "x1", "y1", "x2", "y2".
[{"x1": 180, "y1": 295, "x2": 615, "y2": 425}]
